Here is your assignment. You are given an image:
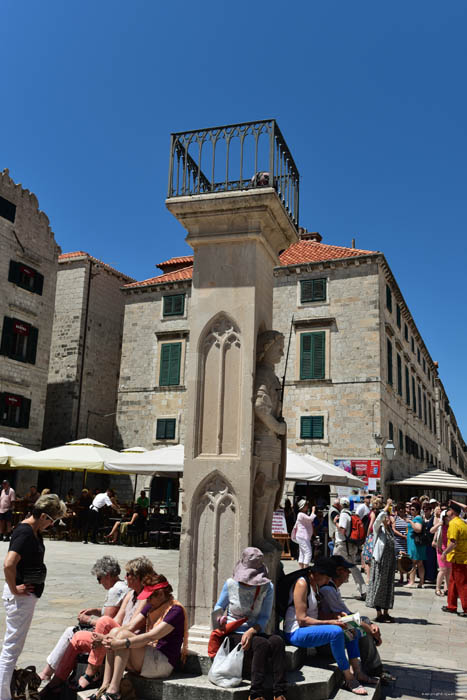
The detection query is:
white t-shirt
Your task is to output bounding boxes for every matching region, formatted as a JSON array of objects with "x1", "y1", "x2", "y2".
[
  {"x1": 284, "y1": 577, "x2": 319, "y2": 634},
  {"x1": 355, "y1": 503, "x2": 370, "y2": 520},
  {"x1": 101, "y1": 580, "x2": 129, "y2": 614},
  {"x1": 335, "y1": 510, "x2": 351, "y2": 543},
  {"x1": 91, "y1": 493, "x2": 113, "y2": 510}
]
